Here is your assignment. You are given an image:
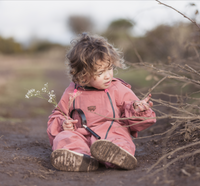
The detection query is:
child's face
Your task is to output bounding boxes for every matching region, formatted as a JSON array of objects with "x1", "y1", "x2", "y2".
[{"x1": 87, "y1": 61, "x2": 113, "y2": 90}]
